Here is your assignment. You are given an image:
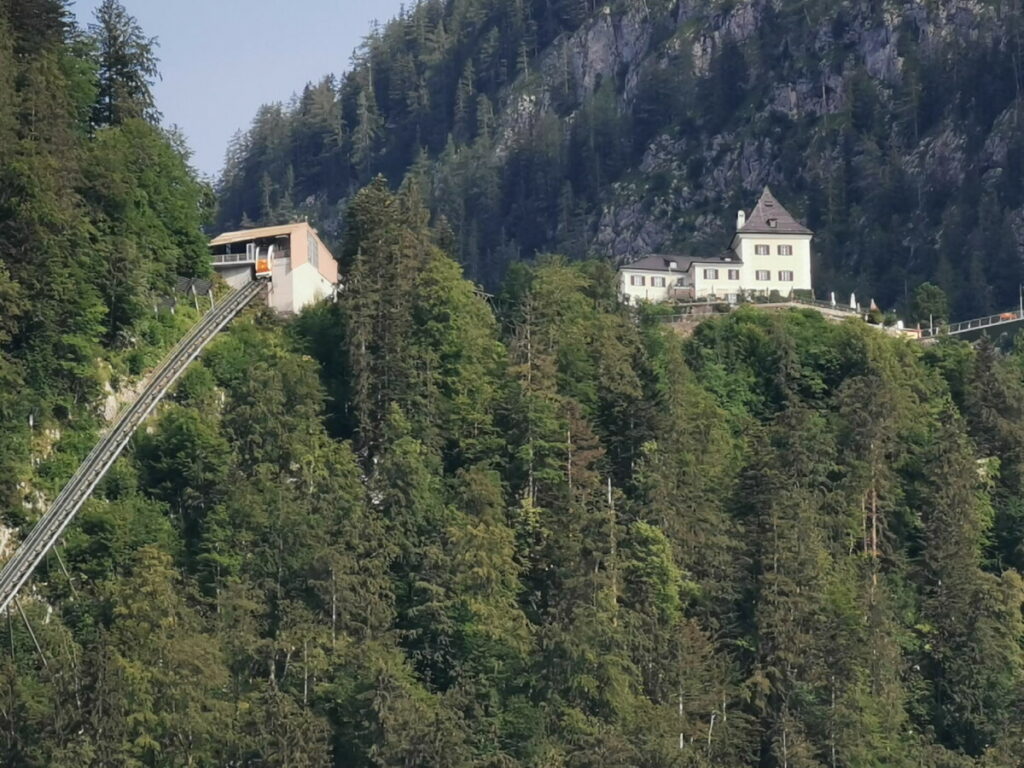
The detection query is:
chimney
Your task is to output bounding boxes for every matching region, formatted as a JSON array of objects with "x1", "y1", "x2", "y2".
[{"x1": 737, "y1": 210, "x2": 746, "y2": 230}]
